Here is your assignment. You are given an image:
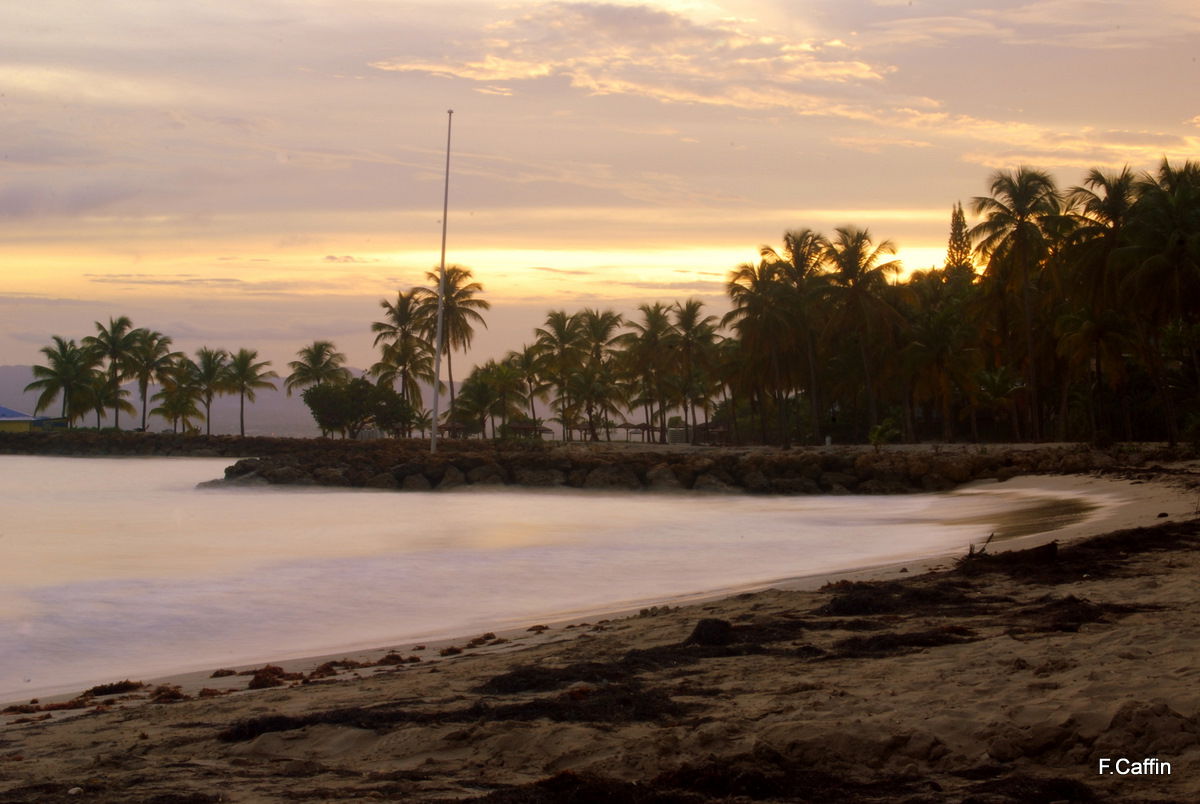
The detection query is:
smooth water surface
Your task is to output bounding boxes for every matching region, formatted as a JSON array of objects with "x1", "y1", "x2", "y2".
[{"x1": 0, "y1": 455, "x2": 1115, "y2": 701}]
